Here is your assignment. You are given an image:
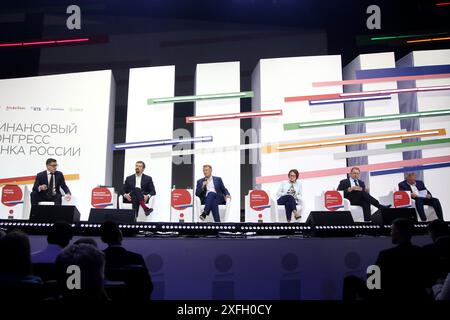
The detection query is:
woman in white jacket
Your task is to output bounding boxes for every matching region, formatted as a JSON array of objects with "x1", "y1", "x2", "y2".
[{"x1": 276, "y1": 169, "x2": 302, "y2": 222}]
